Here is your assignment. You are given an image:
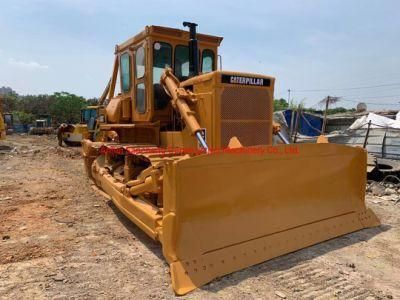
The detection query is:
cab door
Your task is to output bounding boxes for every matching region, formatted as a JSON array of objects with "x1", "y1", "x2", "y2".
[
  {"x1": 151, "y1": 41, "x2": 173, "y2": 124},
  {"x1": 132, "y1": 42, "x2": 150, "y2": 122}
]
